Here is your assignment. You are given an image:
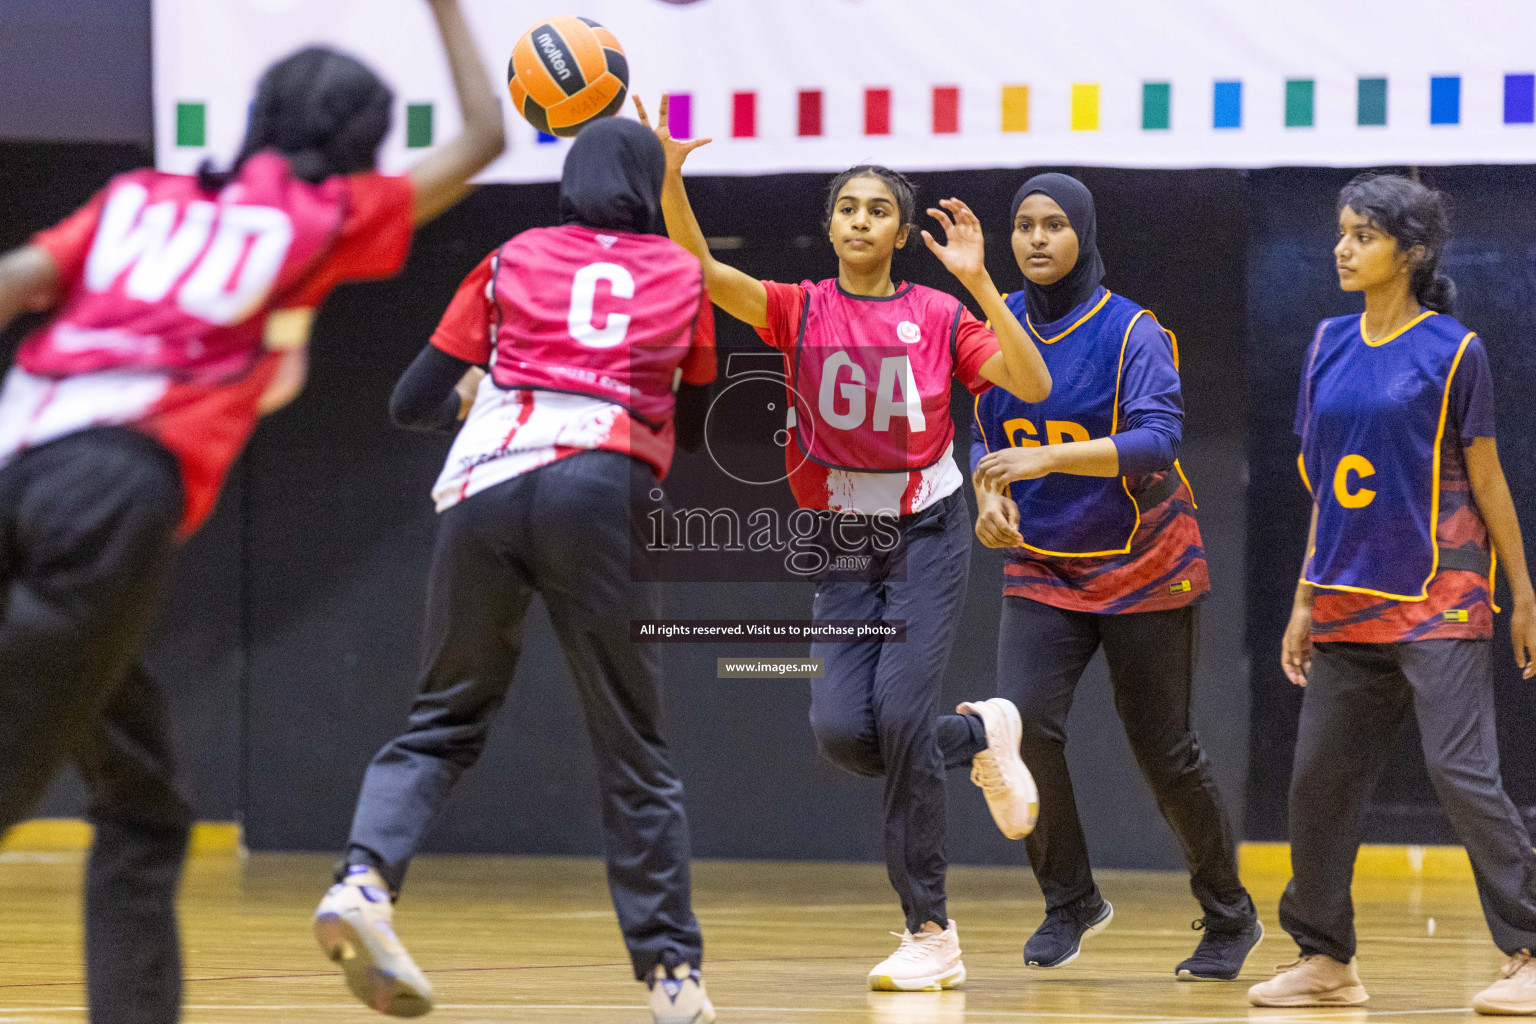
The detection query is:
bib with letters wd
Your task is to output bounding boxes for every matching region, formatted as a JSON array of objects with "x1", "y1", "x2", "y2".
[
  {"x1": 789, "y1": 279, "x2": 962, "y2": 472},
  {"x1": 974, "y1": 289, "x2": 1177, "y2": 556},
  {"x1": 1299, "y1": 311, "x2": 1476, "y2": 600},
  {"x1": 19, "y1": 153, "x2": 347, "y2": 380}
]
